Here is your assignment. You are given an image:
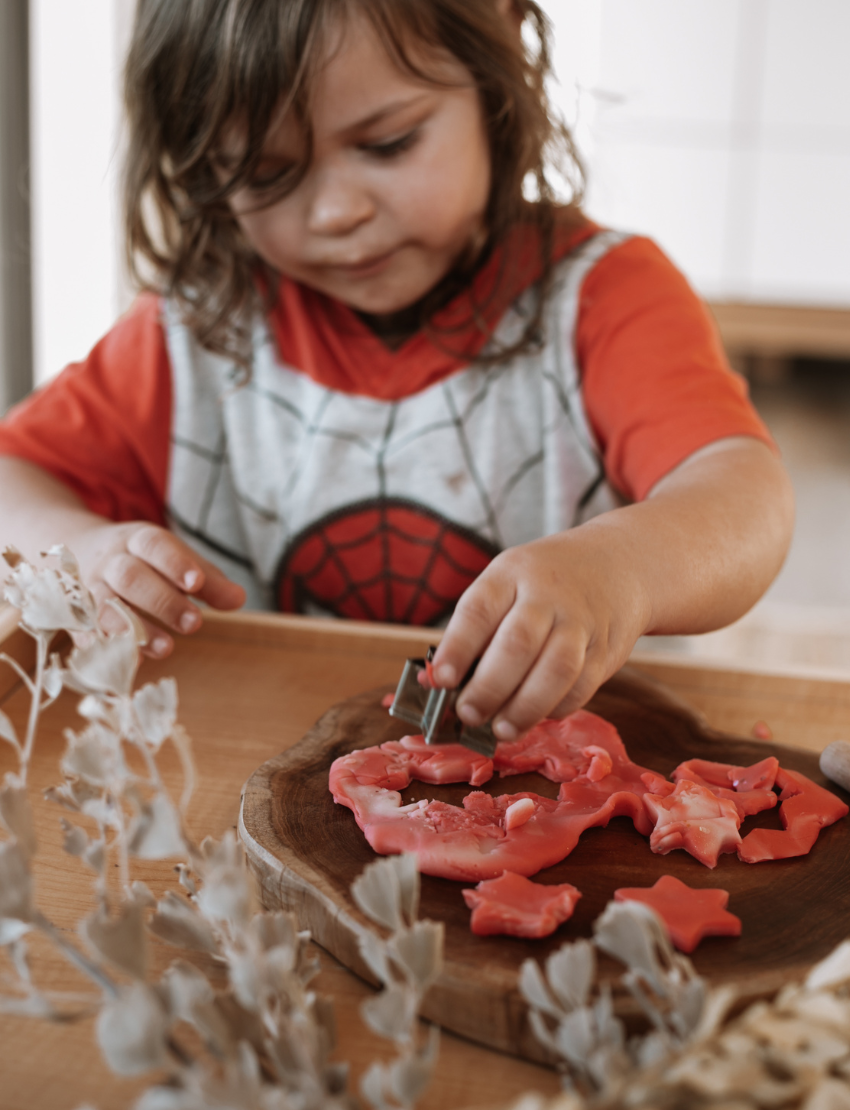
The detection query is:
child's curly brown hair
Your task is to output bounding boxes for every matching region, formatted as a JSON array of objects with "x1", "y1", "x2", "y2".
[{"x1": 123, "y1": 0, "x2": 585, "y2": 368}]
